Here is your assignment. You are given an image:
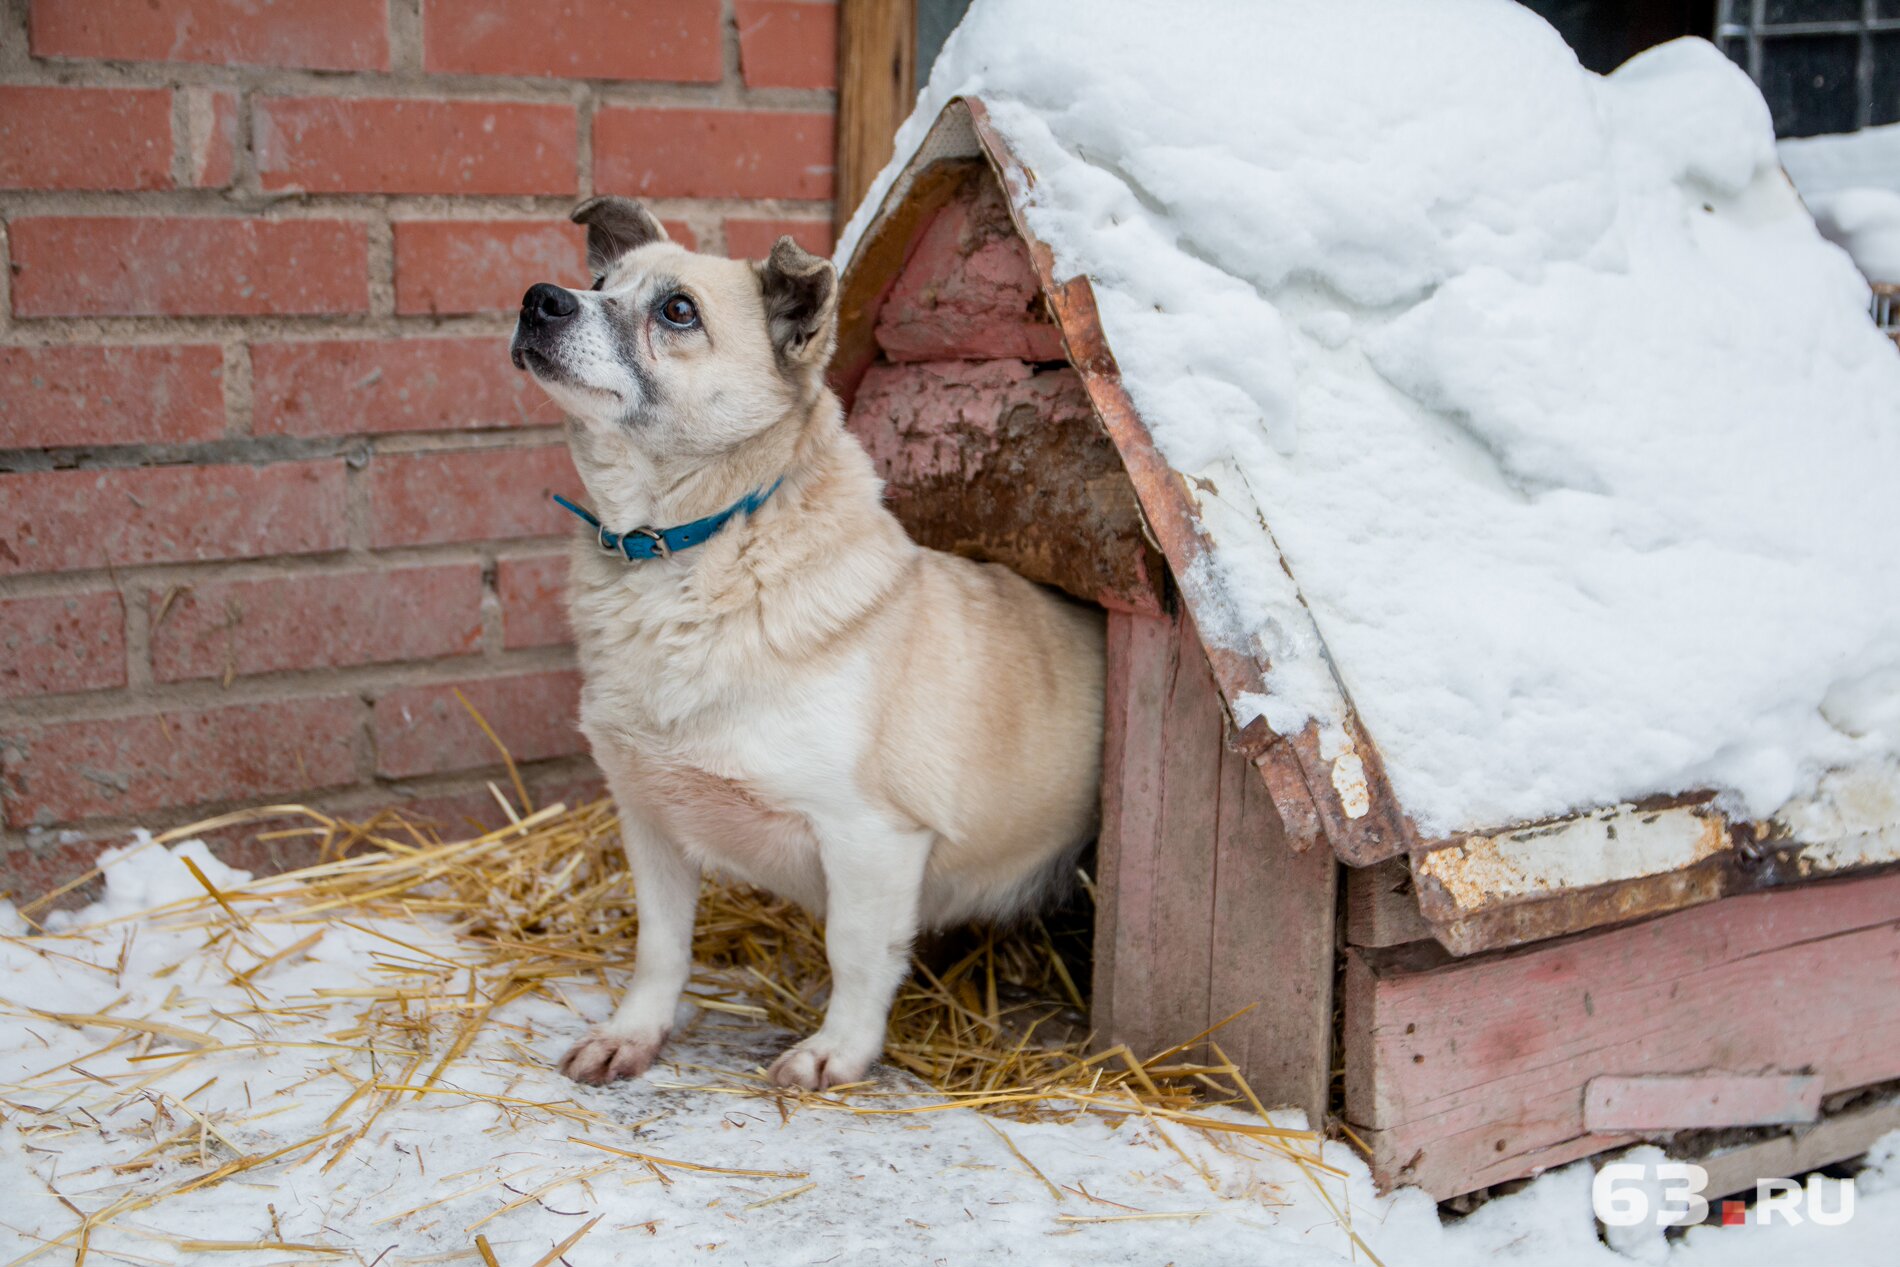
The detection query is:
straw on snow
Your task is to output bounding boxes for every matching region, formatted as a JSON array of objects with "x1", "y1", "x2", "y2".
[{"x1": 3, "y1": 787, "x2": 1364, "y2": 1264}]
